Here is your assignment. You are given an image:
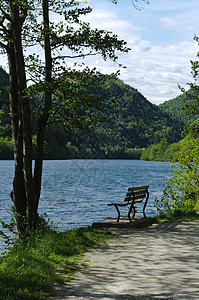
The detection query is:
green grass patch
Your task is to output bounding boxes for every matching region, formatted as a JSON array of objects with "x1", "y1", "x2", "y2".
[
  {"x1": 0, "y1": 220, "x2": 113, "y2": 299},
  {"x1": 155, "y1": 210, "x2": 199, "y2": 223}
]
